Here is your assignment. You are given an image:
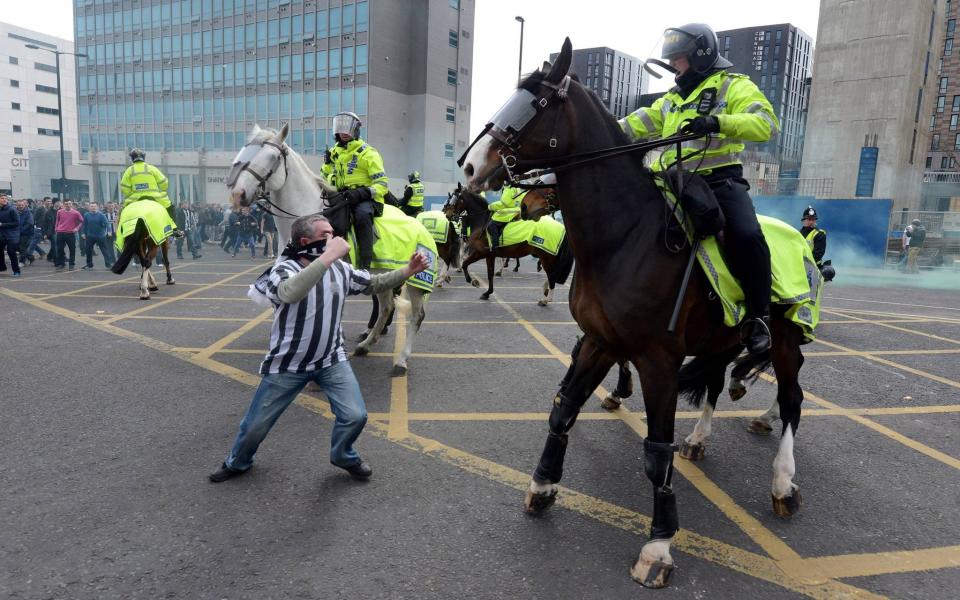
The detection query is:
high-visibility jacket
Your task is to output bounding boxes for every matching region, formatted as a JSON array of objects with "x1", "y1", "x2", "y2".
[
  {"x1": 620, "y1": 70, "x2": 780, "y2": 172},
  {"x1": 120, "y1": 161, "x2": 171, "y2": 208},
  {"x1": 321, "y1": 138, "x2": 389, "y2": 204},
  {"x1": 802, "y1": 226, "x2": 827, "y2": 266},
  {"x1": 489, "y1": 186, "x2": 525, "y2": 223},
  {"x1": 405, "y1": 181, "x2": 425, "y2": 208}
]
